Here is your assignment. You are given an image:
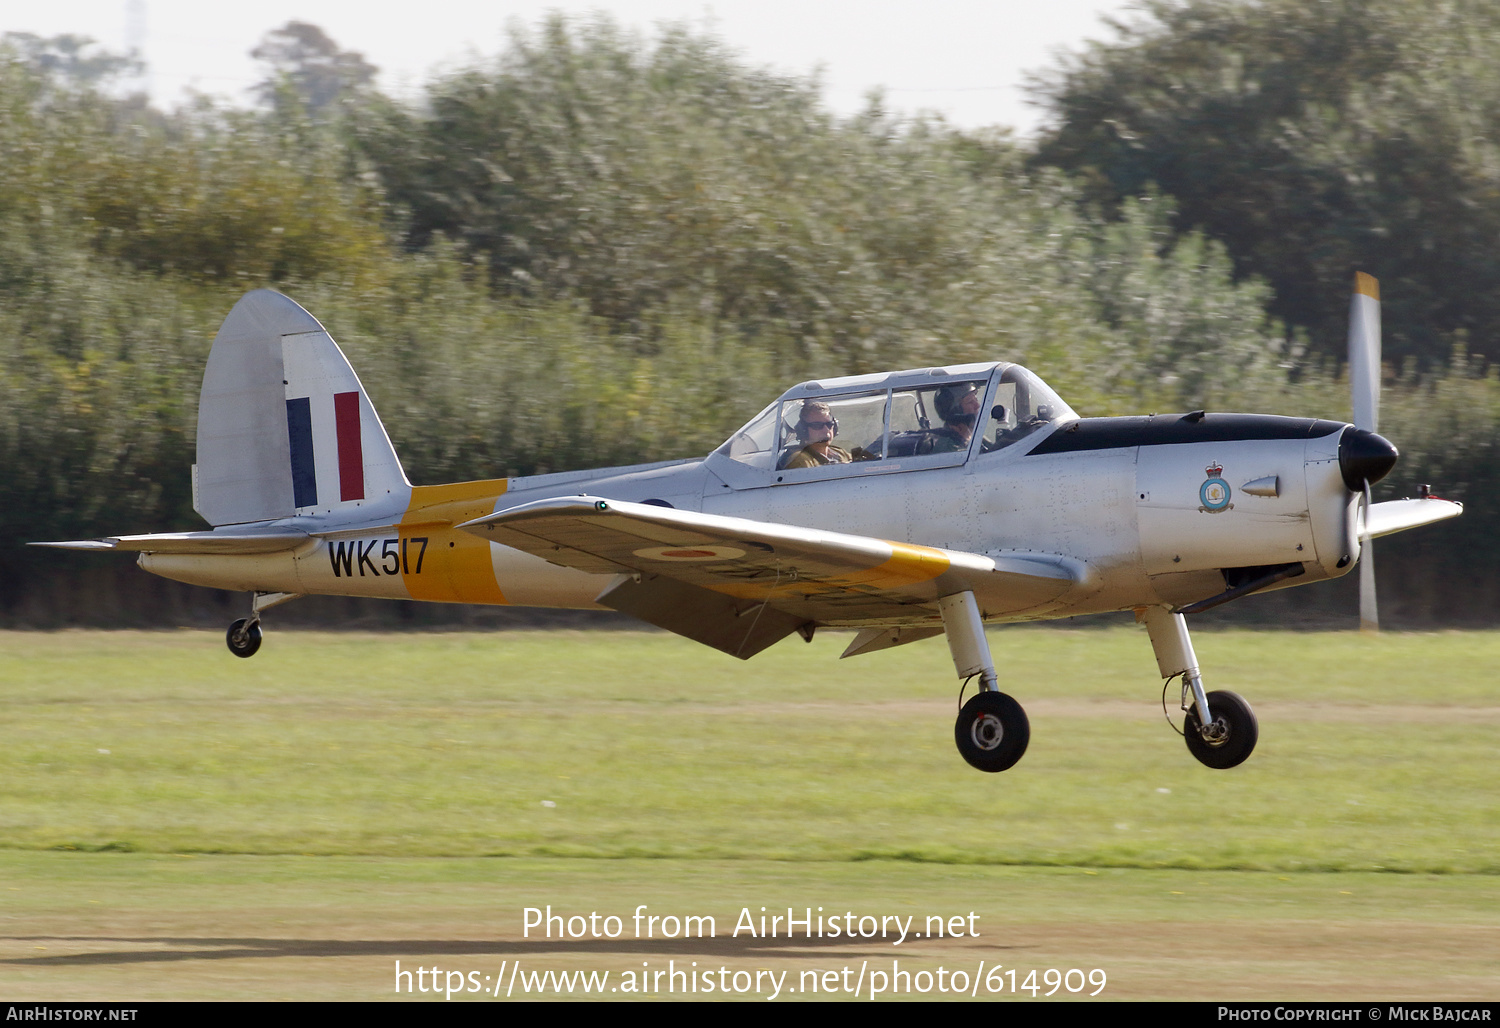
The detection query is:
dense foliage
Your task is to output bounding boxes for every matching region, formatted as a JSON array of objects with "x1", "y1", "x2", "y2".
[
  {"x1": 2, "y1": 14, "x2": 1496, "y2": 624},
  {"x1": 1031, "y1": 0, "x2": 1500, "y2": 367}
]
